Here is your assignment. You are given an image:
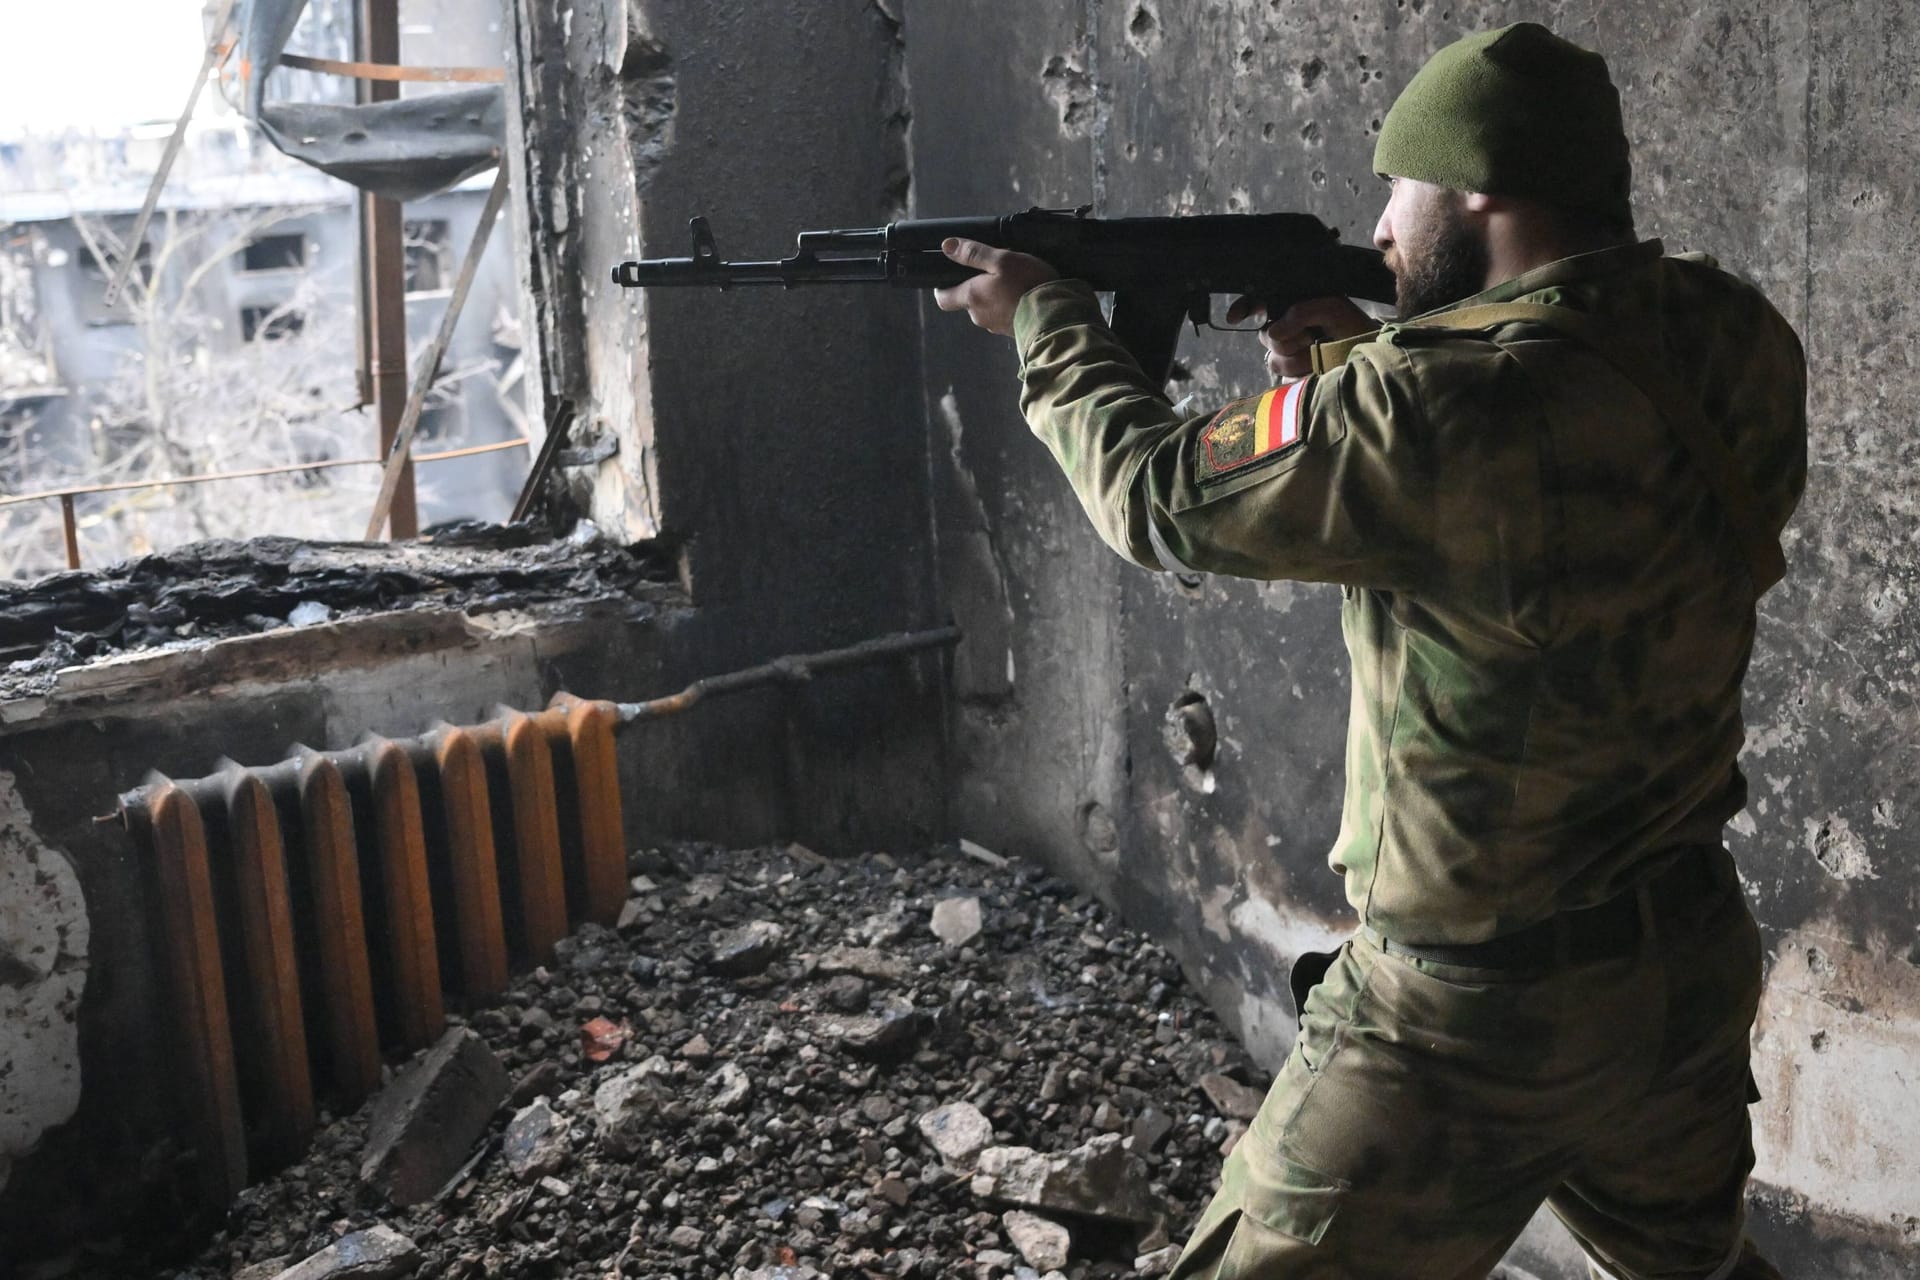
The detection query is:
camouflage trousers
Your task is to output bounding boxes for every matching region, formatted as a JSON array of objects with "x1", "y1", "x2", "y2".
[{"x1": 1169, "y1": 847, "x2": 1774, "y2": 1280}]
